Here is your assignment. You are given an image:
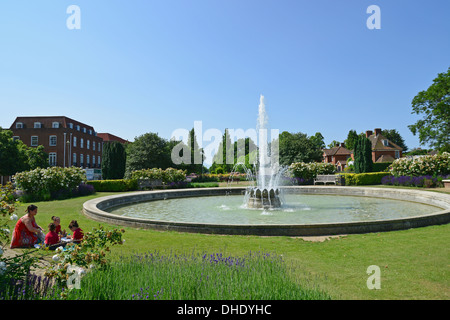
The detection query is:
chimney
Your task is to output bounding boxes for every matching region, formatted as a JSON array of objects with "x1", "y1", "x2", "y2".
[
  {"x1": 374, "y1": 128, "x2": 381, "y2": 136},
  {"x1": 340, "y1": 143, "x2": 345, "y2": 147},
  {"x1": 365, "y1": 130, "x2": 373, "y2": 138}
]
